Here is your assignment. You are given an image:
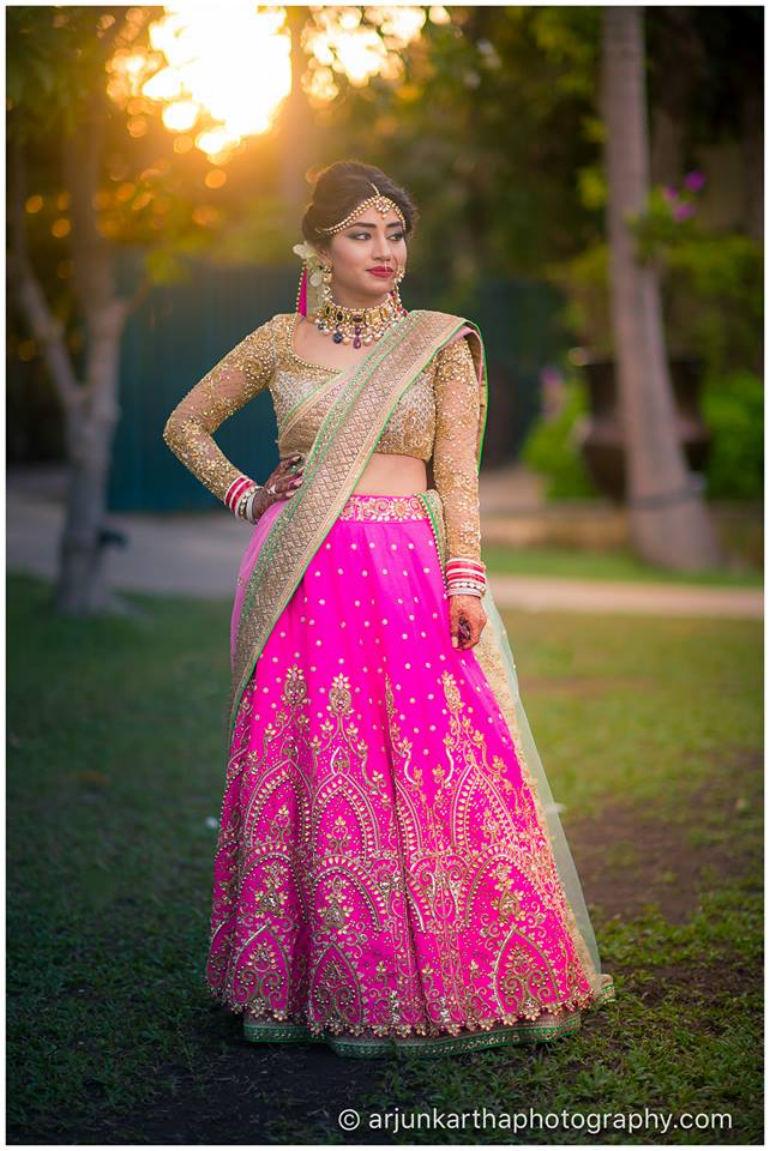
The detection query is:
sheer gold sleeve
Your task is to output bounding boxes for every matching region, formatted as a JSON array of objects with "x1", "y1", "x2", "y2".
[
  {"x1": 432, "y1": 334, "x2": 484, "y2": 569},
  {"x1": 162, "y1": 317, "x2": 277, "y2": 508}
]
